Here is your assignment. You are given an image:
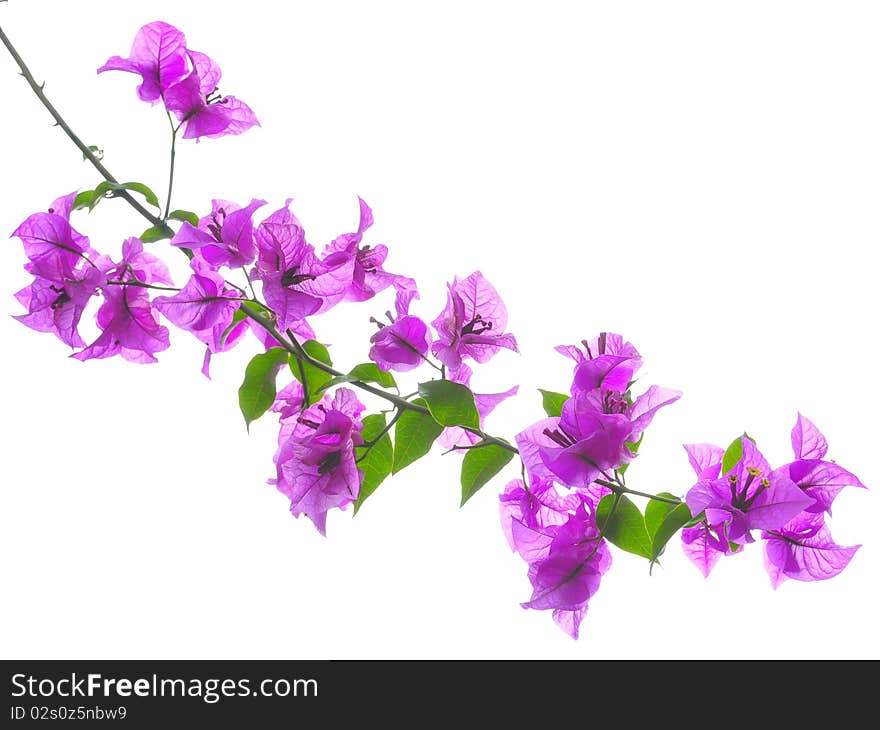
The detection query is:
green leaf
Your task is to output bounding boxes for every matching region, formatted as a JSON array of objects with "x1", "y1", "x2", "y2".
[
  {"x1": 319, "y1": 363, "x2": 397, "y2": 393},
  {"x1": 87, "y1": 181, "x2": 160, "y2": 211},
  {"x1": 392, "y1": 398, "x2": 444, "y2": 474},
  {"x1": 644, "y1": 492, "x2": 692, "y2": 562},
  {"x1": 721, "y1": 436, "x2": 744, "y2": 475},
  {"x1": 238, "y1": 348, "x2": 288, "y2": 430},
  {"x1": 349, "y1": 362, "x2": 397, "y2": 389},
  {"x1": 168, "y1": 209, "x2": 200, "y2": 227},
  {"x1": 353, "y1": 414, "x2": 394, "y2": 515},
  {"x1": 417, "y1": 380, "x2": 480, "y2": 429},
  {"x1": 460, "y1": 444, "x2": 514, "y2": 506},
  {"x1": 289, "y1": 339, "x2": 334, "y2": 407},
  {"x1": 140, "y1": 225, "x2": 172, "y2": 243},
  {"x1": 119, "y1": 182, "x2": 160, "y2": 209},
  {"x1": 90, "y1": 181, "x2": 114, "y2": 210},
  {"x1": 538, "y1": 389, "x2": 569, "y2": 418},
  {"x1": 596, "y1": 494, "x2": 653, "y2": 559},
  {"x1": 72, "y1": 190, "x2": 95, "y2": 211}
]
